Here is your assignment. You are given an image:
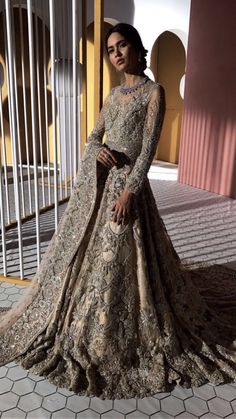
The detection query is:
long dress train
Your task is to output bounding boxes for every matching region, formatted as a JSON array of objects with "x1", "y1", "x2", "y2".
[{"x1": 0, "y1": 79, "x2": 236, "y2": 399}]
